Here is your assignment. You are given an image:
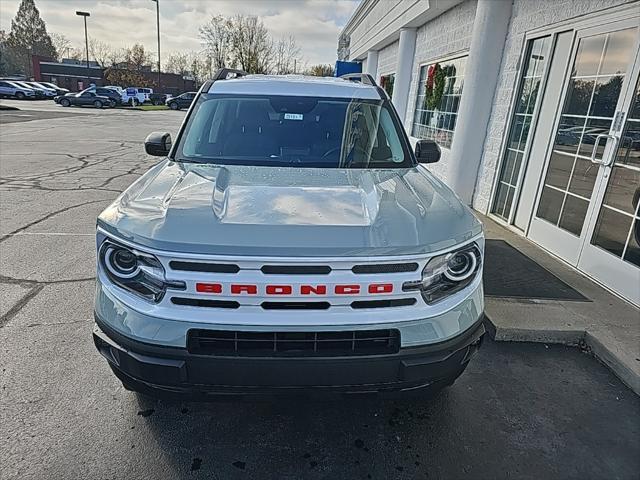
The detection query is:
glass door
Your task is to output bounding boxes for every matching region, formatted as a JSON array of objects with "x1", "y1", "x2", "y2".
[
  {"x1": 577, "y1": 70, "x2": 640, "y2": 305},
  {"x1": 528, "y1": 21, "x2": 639, "y2": 276}
]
